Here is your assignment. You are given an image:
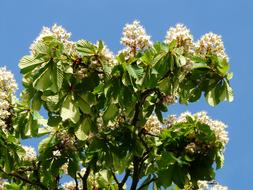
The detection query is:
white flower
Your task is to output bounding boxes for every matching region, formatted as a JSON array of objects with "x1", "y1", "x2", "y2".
[
  {"x1": 194, "y1": 112, "x2": 229, "y2": 146},
  {"x1": 210, "y1": 184, "x2": 228, "y2": 190},
  {"x1": 96, "y1": 41, "x2": 117, "y2": 66},
  {"x1": 176, "y1": 111, "x2": 192, "y2": 123},
  {"x1": 0, "y1": 67, "x2": 17, "y2": 128},
  {"x1": 197, "y1": 181, "x2": 228, "y2": 190},
  {"x1": 197, "y1": 180, "x2": 209, "y2": 189},
  {"x1": 22, "y1": 145, "x2": 36, "y2": 161},
  {"x1": 51, "y1": 24, "x2": 71, "y2": 41},
  {"x1": 195, "y1": 32, "x2": 229, "y2": 61},
  {"x1": 185, "y1": 142, "x2": 197, "y2": 154},
  {"x1": 166, "y1": 111, "x2": 229, "y2": 147},
  {"x1": 165, "y1": 115, "x2": 177, "y2": 127},
  {"x1": 144, "y1": 115, "x2": 161, "y2": 135},
  {"x1": 30, "y1": 24, "x2": 75, "y2": 55},
  {"x1": 0, "y1": 67, "x2": 18, "y2": 93},
  {"x1": 60, "y1": 163, "x2": 68, "y2": 174},
  {"x1": 121, "y1": 20, "x2": 152, "y2": 52},
  {"x1": 63, "y1": 181, "x2": 76, "y2": 190},
  {"x1": 164, "y1": 24, "x2": 194, "y2": 53},
  {"x1": 56, "y1": 130, "x2": 75, "y2": 149}
]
